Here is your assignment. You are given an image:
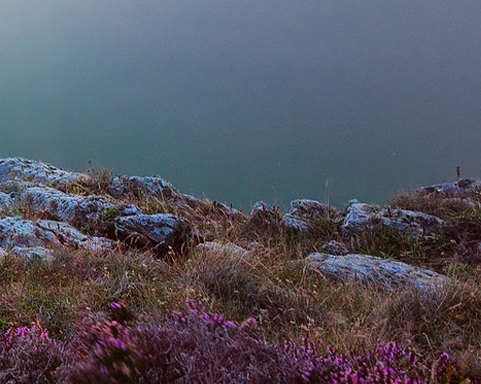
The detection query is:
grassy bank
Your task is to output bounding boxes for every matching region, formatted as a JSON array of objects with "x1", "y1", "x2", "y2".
[{"x1": 1, "y1": 176, "x2": 480, "y2": 382}]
